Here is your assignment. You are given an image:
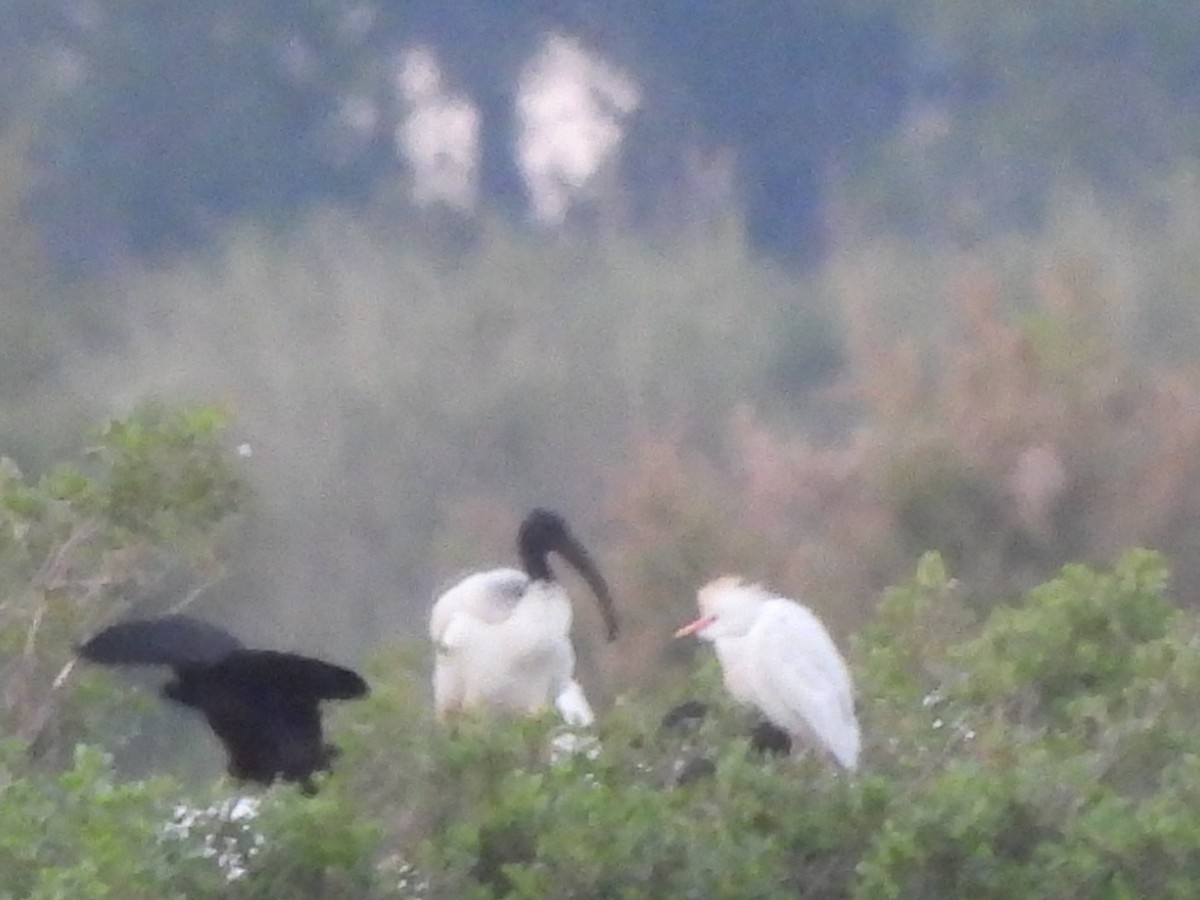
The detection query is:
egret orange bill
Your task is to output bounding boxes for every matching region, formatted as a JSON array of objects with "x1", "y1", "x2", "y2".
[{"x1": 673, "y1": 615, "x2": 716, "y2": 638}]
